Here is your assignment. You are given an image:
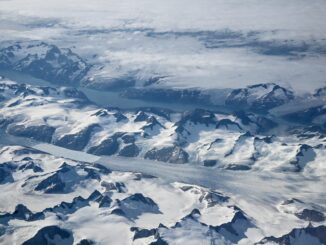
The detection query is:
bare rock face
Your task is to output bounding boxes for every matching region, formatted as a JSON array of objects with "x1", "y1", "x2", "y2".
[
  {"x1": 7, "y1": 124, "x2": 56, "y2": 143},
  {"x1": 257, "y1": 225, "x2": 326, "y2": 245},
  {"x1": 54, "y1": 124, "x2": 101, "y2": 151},
  {"x1": 22, "y1": 226, "x2": 74, "y2": 245},
  {"x1": 111, "y1": 193, "x2": 161, "y2": 219},
  {"x1": 145, "y1": 145, "x2": 189, "y2": 164}
]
